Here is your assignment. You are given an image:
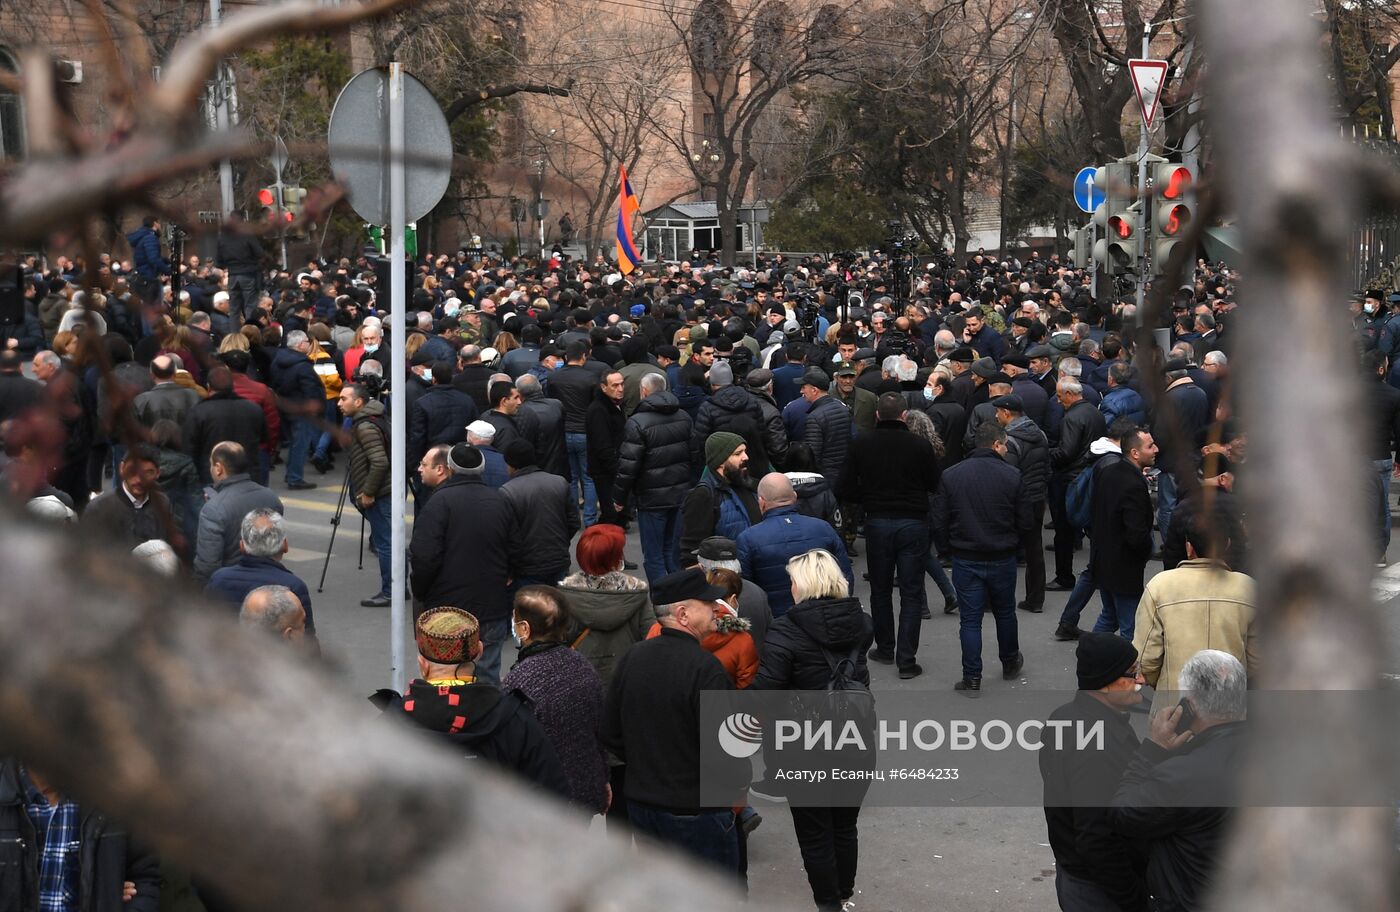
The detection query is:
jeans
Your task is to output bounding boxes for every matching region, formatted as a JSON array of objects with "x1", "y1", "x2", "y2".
[
  {"x1": 1054, "y1": 868, "x2": 1122, "y2": 911},
  {"x1": 1020, "y1": 500, "x2": 1047, "y2": 608},
  {"x1": 1057, "y1": 568, "x2": 1109, "y2": 630},
  {"x1": 566, "y1": 432, "x2": 597, "y2": 526},
  {"x1": 638, "y1": 508, "x2": 681, "y2": 582},
  {"x1": 627, "y1": 803, "x2": 740, "y2": 874},
  {"x1": 228, "y1": 272, "x2": 260, "y2": 320},
  {"x1": 1373, "y1": 458, "x2": 1394, "y2": 559},
  {"x1": 1049, "y1": 474, "x2": 1077, "y2": 585},
  {"x1": 1091, "y1": 589, "x2": 1141, "y2": 641},
  {"x1": 313, "y1": 399, "x2": 339, "y2": 461},
  {"x1": 256, "y1": 449, "x2": 270, "y2": 486},
  {"x1": 357, "y1": 494, "x2": 392, "y2": 598},
  {"x1": 790, "y1": 805, "x2": 862, "y2": 911},
  {"x1": 285, "y1": 414, "x2": 317, "y2": 485},
  {"x1": 109, "y1": 443, "x2": 127, "y2": 490},
  {"x1": 475, "y1": 616, "x2": 511, "y2": 687},
  {"x1": 924, "y1": 542, "x2": 957, "y2": 600},
  {"x1": 952, "y1": 555, "x2": 1019, "y2": 680},
  {"x1": 1156, "y1": 470, "x2": 1179, "y2": 548},
  {"x1": 865, "y1": 517, "x2": 929, "y2": 669}
]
